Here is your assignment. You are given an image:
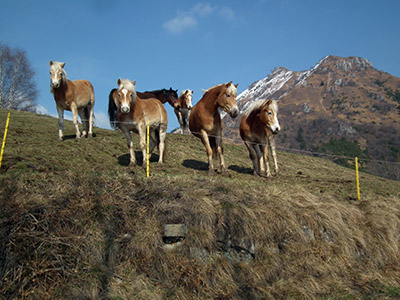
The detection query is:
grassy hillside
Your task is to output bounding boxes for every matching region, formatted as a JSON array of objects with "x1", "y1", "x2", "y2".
[{"x1": 1, "y1": 108, "x2": 400, "y2": 299}]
